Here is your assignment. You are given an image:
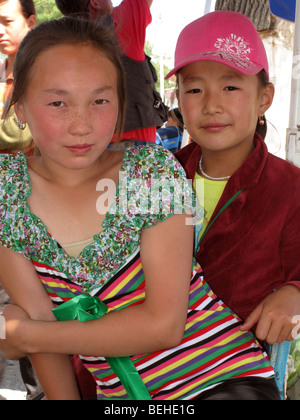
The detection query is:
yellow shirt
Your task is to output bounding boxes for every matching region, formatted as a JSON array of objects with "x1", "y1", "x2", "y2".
[{"x1": 193, "y1": 172, "x2": 228, "y2": 244}]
